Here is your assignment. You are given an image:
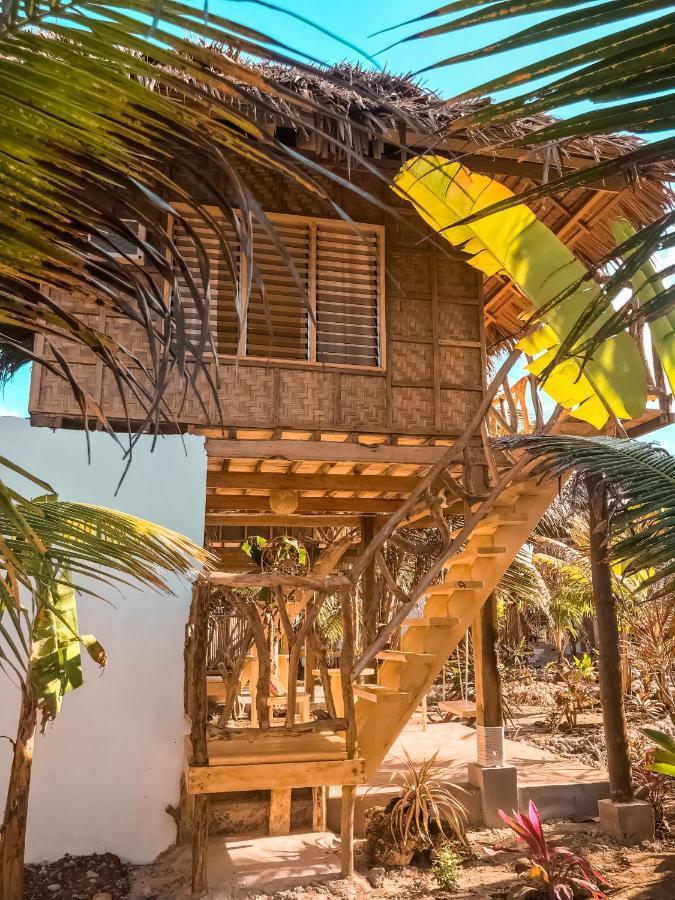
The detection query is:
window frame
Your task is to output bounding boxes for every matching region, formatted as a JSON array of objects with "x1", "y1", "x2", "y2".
[{"x1": 168, "y1": 206, "x2": 386, "y2": 372}]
